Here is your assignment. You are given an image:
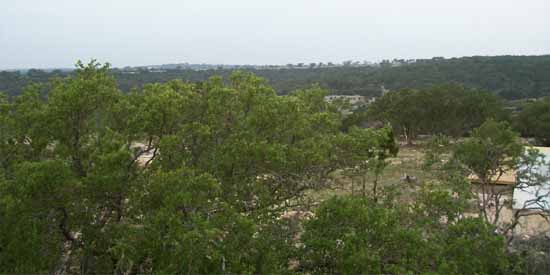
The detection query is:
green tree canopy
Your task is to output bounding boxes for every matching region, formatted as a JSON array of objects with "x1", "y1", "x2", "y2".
[
  {"x1": 515, "y1": 98, "x2": 550, "y2": 146},
  {"x1": 0, "y1": 61, "x2": 398, "y2": 273},
  {"x1": 452, "y1": 120, "x2": 525, "y2": 239},
  {"x1": 367, "y1": 84, "x2": 505, "y2": 143},
  {"x1": 299, "y1": 195, "x2": 516, "y2": 275}
]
